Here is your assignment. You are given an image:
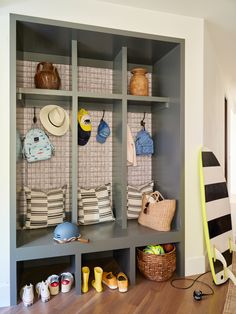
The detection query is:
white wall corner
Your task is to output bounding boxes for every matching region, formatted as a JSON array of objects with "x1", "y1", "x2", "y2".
[
  {"x1": 0, "y1": 284, "x2": 10, "y2": 308},
  {"x1": 185, "y1": 253, "x2": 207, "y2": 276}
]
